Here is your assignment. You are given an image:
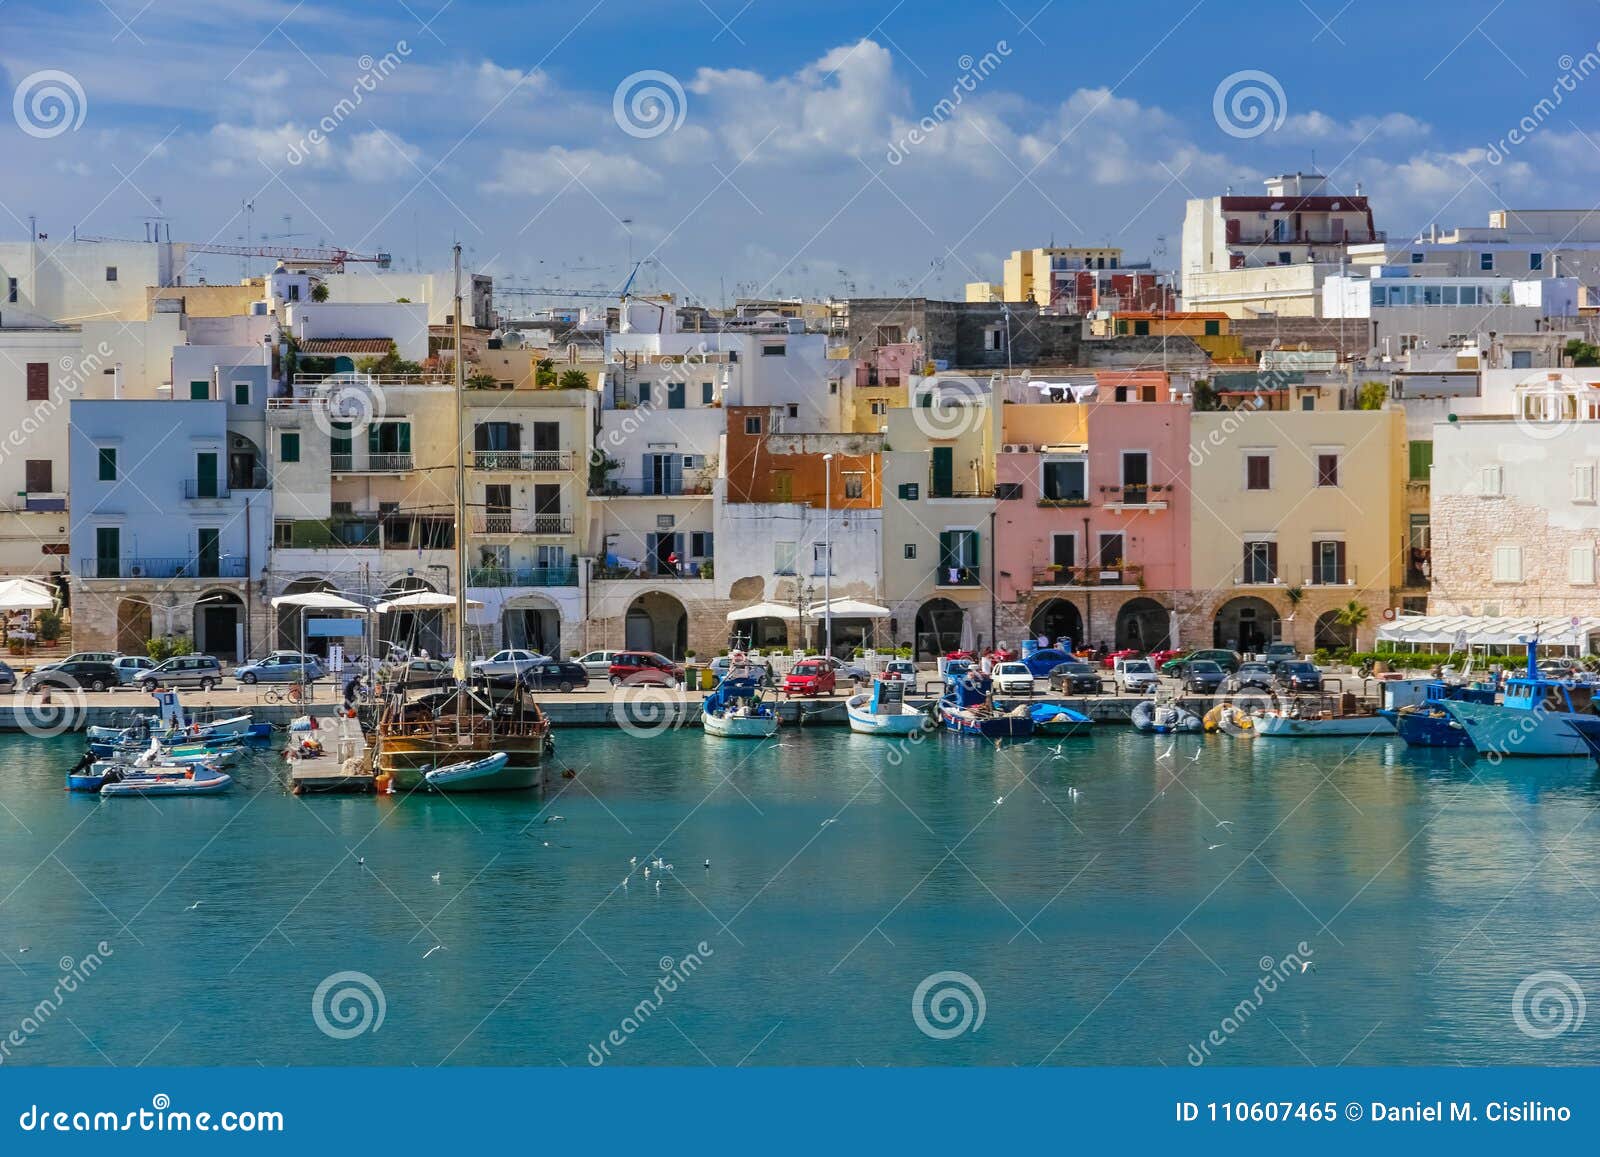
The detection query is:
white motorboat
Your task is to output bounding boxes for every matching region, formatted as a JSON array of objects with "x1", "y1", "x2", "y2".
[{"x1": 846, "y1": 679, "x2": 929, "y2": 736}]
